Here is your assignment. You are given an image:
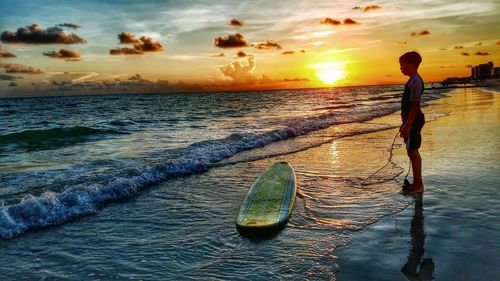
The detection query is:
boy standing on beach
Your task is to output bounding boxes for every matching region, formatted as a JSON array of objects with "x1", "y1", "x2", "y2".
[{"x1": 399, "y1": 51, "x2": 425, "y2": 195}]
